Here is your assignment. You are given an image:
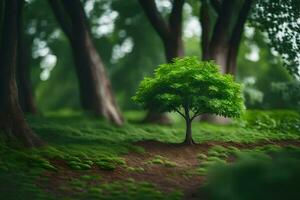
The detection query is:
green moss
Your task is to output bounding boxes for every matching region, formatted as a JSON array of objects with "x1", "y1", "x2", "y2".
[
  {"x1": 40, "y1": 163, "x2": 57, "y2": 171},
  {"x1": 197, "y1": 153, "x2": 207, "y2": 160},
  {"x1": 151, "y1": 158, "x2": 164, "y2": 164},
  {"x1": 147, "y1": 155, "x2": 177, "y2": 167},
  {"x1": 127, "y1": 166, "x2": 145, "y2": 172},
  {"x1": 0, "y1": 110, "x2": 299, "y2": 199},
  {"x1": 88, "y1": 187, "x2": 103, "y2": 194},
  {"x1": 70, "y1": 179, "x2": 86, "y2": 188},
  {"x1": 164, "y1": 160, "x2": 177, "y2": 167},
  {"x1": 197, "y1": 167, "x2": 207, "y2": 175},
  {"x1": 80, "y1": 174, "x2": 101, "y2": 181},
  {"x1": 96, "y1": 161, "x2": 116, "y2": 171}
]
